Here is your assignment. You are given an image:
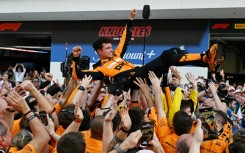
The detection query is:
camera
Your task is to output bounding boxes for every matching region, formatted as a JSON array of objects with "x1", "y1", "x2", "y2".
[
  {"x1": 39, "y1": 111, "x2": 48, "y2": 126},
  {"x1": 47, "y1": 83, "x2": 61, "y2": 96},
  {"x1": 60, "y1": 54, "x2": 90, "y2": 78},
  {"x1": 140, "y1": 121, "x2": 154, "y2": 146},
  {"x1": 104, "y1": 77, "x2": 126, "y2": 96},
  {"x1": 217, "y1": 84, "x2": 228, "y2": 98}
]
